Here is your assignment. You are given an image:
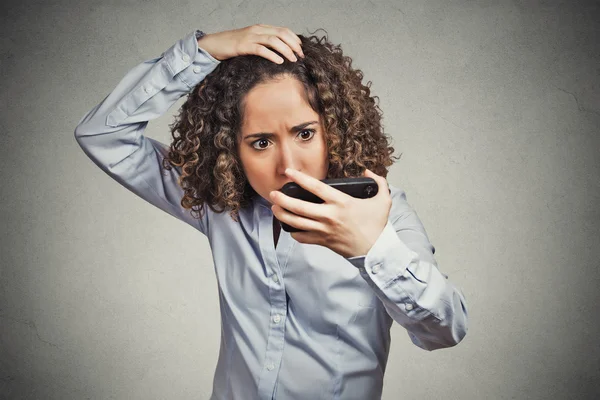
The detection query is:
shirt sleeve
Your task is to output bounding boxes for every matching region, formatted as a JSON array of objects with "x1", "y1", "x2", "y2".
[
  {"x1": 346, "y1": 186, "x2": 468, "y2": 351},
  {"x1": 74, "y1": 30, "x2": 220, "y2": 235}
]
